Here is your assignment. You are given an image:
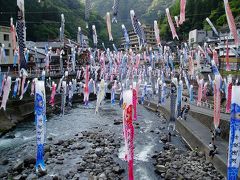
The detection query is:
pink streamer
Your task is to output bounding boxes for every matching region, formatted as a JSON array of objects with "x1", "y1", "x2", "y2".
[
  {"x1": 123, "y1": 104, "x2": 134, "y2": 180},
  {"x1": 214, "y1": 76, "x2": 221, "y2": 129},
  {"x1": 226, "y1": 39, "x2": 231, "y2": 71},
  {"x1": 84, "y1": 65, "x2": 89, "y2": 104},
  {"x1": 224, "y1": 0, "x2": 239, "y2": 46},
  {"x1": 10, "y1": 25, "x2": 17, "y2": 50},
  {"x1": 188, "y1": 55, "x2": 194, "y2": 76},
  {"x1": 213, "y1": 50, "x2": 219, "y2": 65},
  {"x1": 49, "y1": 83, "x2": 57, "y2": 107},
  {"x1": 132, "y1": 89, "x2": 137, "y2": 121},
  {"x1": 226, "y1": 82, "x2": 232, "y2": 113},
  {"x1": 197, "y1": 79, "x2": 203, "y2": 106},
  {"x1": 203, "y1": 82, "x2": 208, "y2": 101},
  {"x1": 0, "y1": 75, "x2": 6, "y2": 97},
  {"x1": 166, "y1": 8, "x2": 179, "y2": 40},
  {"x1": 179, "y1": 0, "x2": 186, "y2": 25}
]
